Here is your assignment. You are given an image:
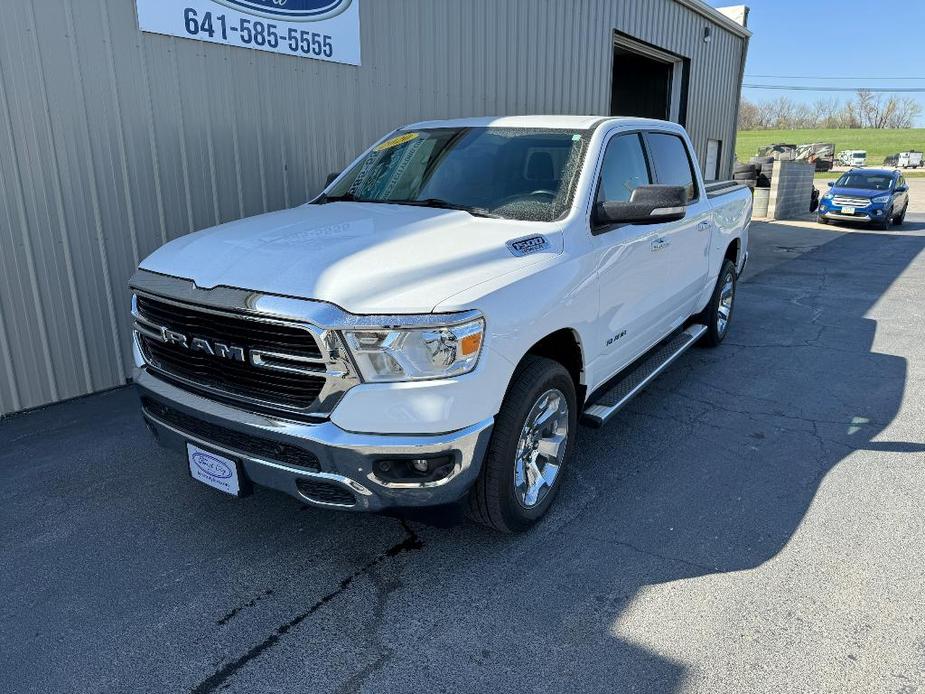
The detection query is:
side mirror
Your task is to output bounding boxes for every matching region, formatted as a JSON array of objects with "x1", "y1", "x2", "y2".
[
  {"x1": 896, "y1": 185, "x2": 908, "y2": 193},
  {"x1": 325, "y1": 172, "x2": 341, "y2": 187},
  {"x1": 593, "y1": 185, "x2": 688, "y2": 228},
  {"x1": 827, "y1": 181, "x2": 835, "y2": 187}
]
